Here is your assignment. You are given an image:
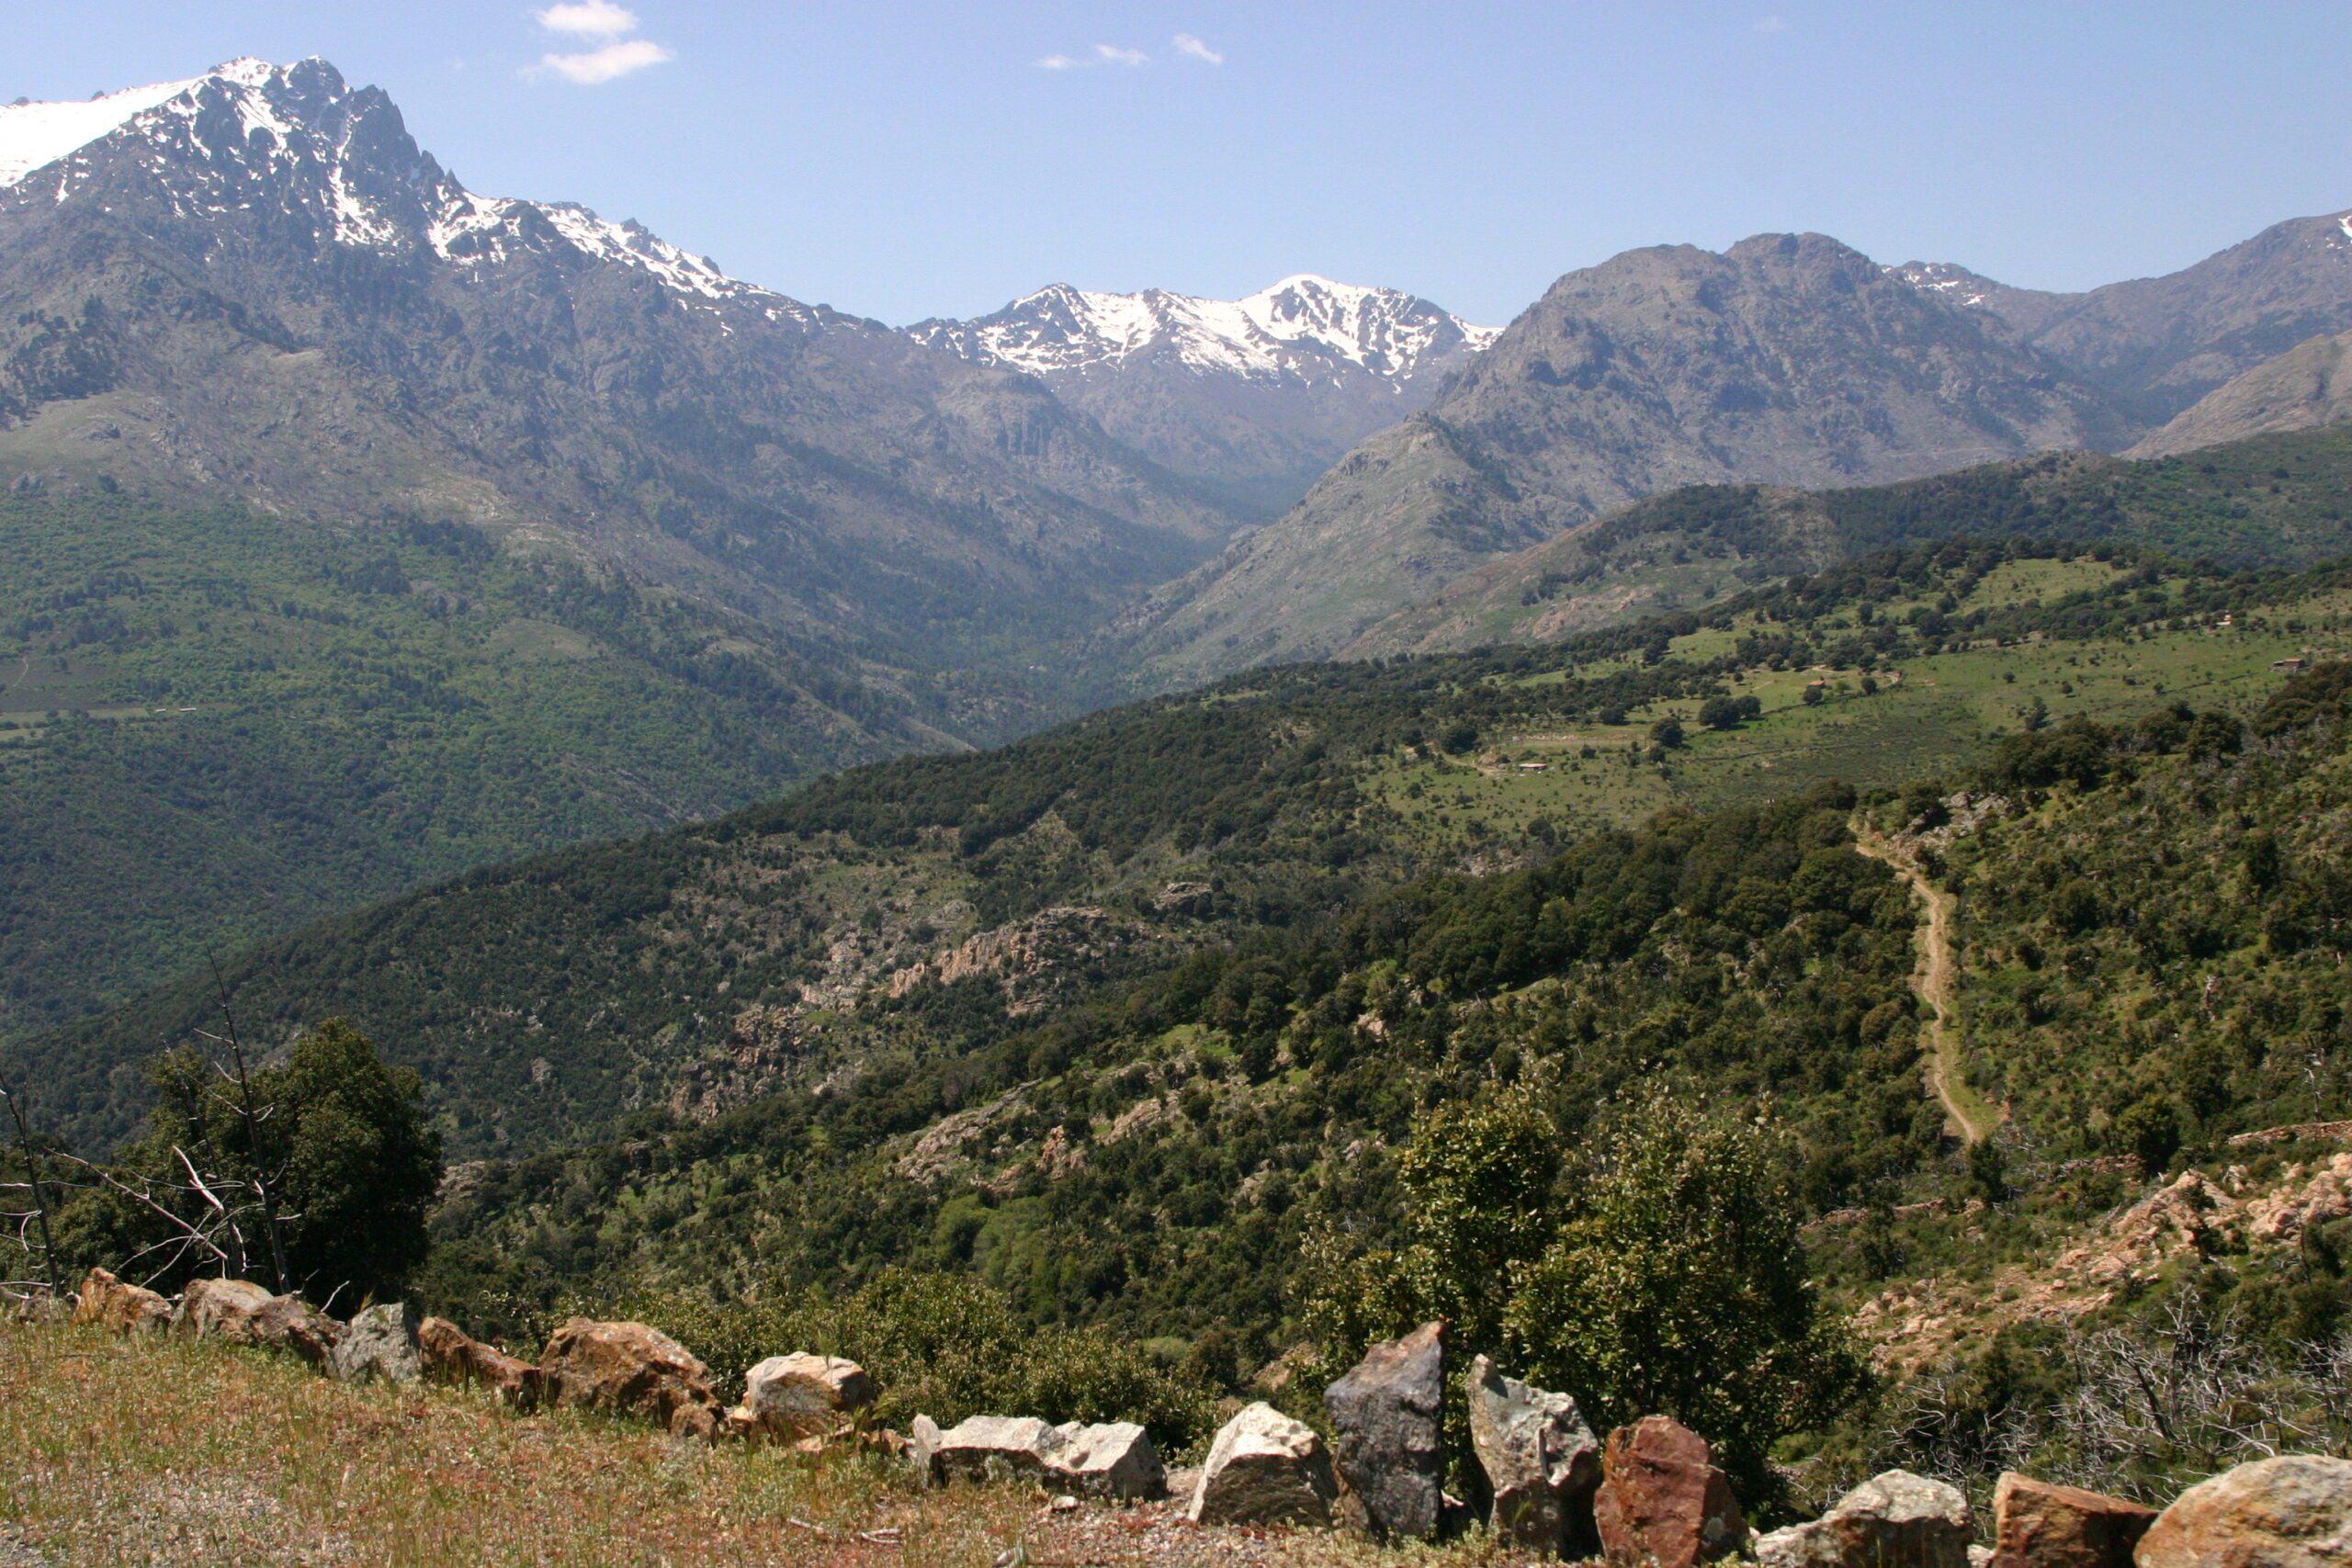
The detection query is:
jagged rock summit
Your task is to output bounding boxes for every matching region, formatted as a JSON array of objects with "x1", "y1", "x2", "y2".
[{"x1": 911, "y1": 276, "x2": 1498, "y2": 518}]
